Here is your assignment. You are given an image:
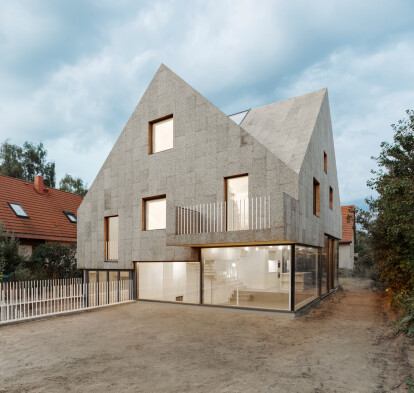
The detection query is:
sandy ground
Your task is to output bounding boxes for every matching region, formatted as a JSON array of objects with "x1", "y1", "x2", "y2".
[{"x1": 0, "y1": 278, "x2": 413, "y2": 393}]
